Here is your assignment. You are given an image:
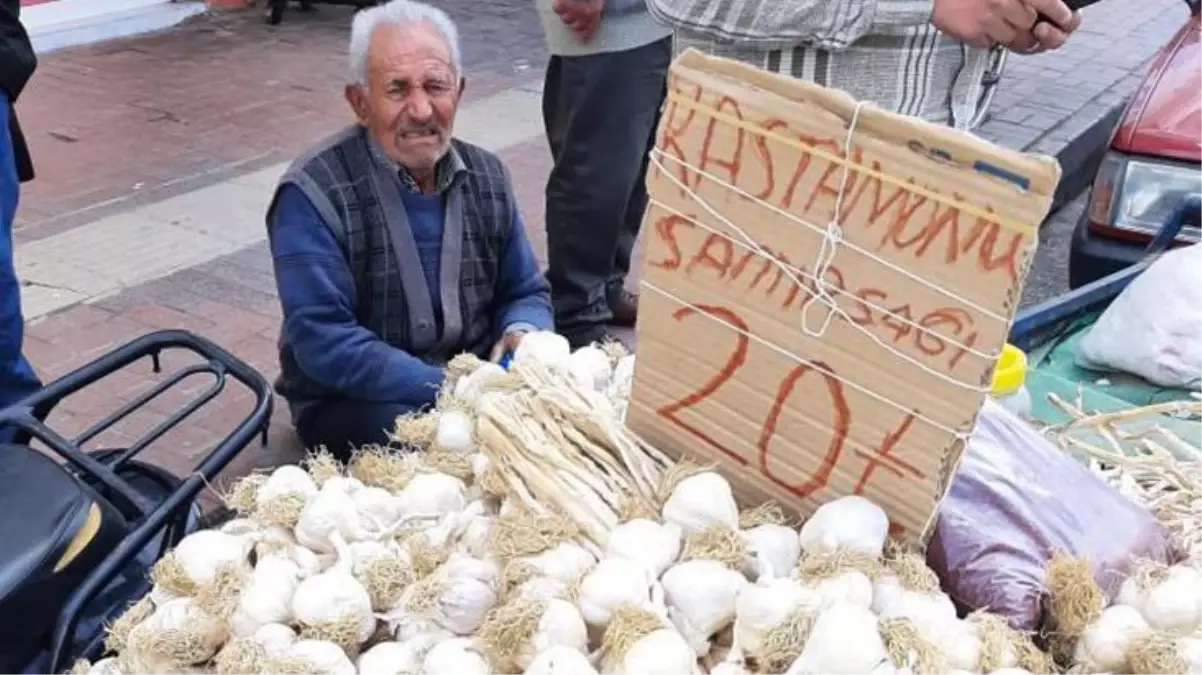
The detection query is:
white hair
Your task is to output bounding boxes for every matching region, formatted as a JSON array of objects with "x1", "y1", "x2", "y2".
[{"x1": 348, "y1": 0, "x2": 462, "y2": 85}]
